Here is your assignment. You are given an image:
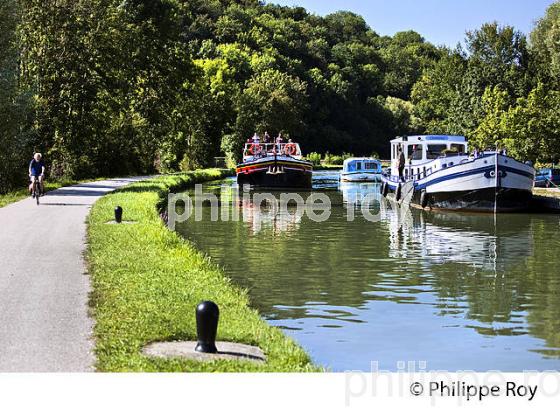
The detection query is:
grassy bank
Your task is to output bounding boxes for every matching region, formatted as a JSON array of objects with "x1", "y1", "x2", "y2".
[
  {"x1": 87, "y1": 169, "x2": 318, "y2": 372},
  {"x1": 313, "y1": 164, "x2": 343, "y2": 170}
]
